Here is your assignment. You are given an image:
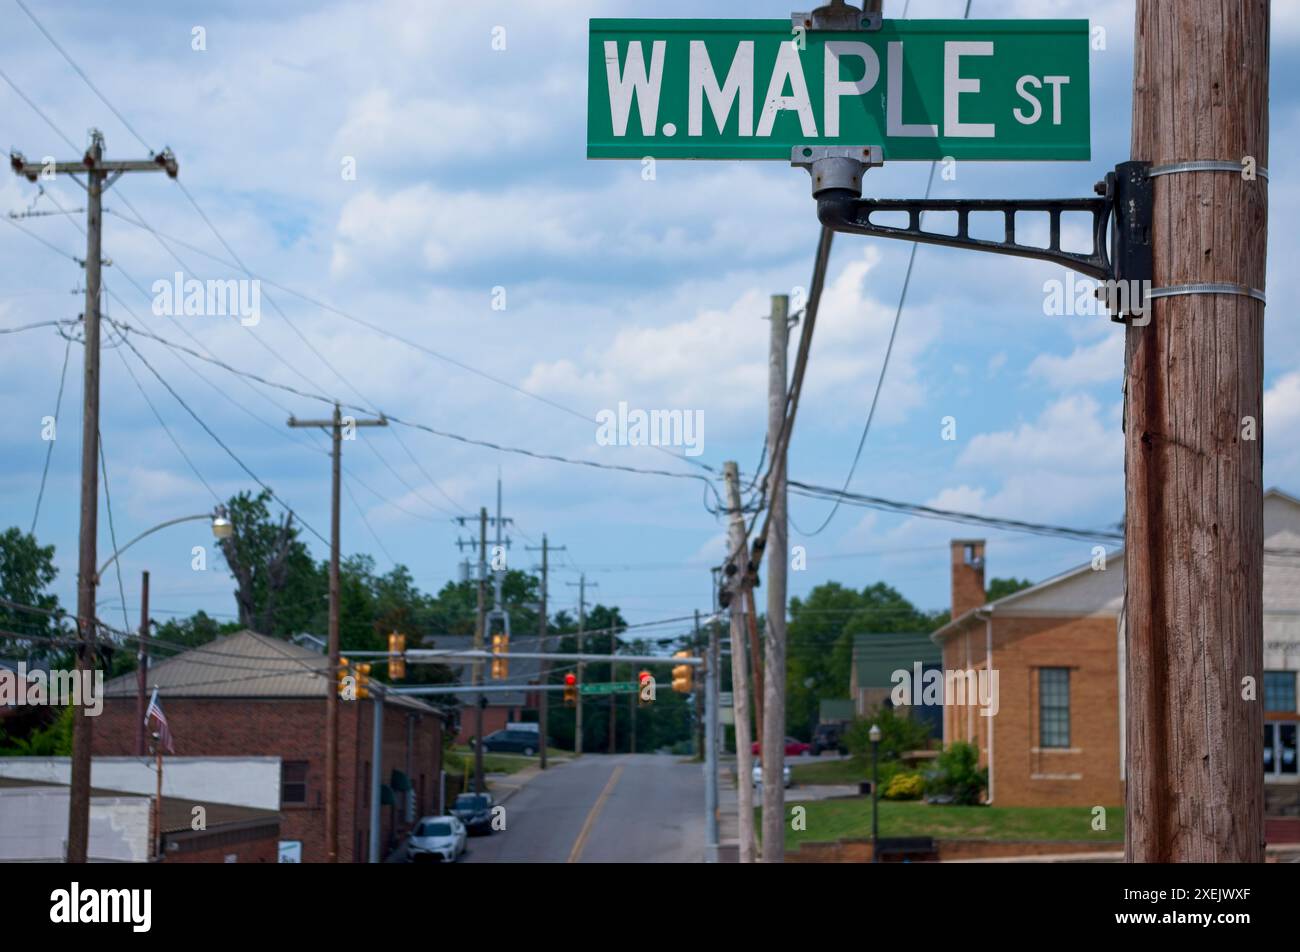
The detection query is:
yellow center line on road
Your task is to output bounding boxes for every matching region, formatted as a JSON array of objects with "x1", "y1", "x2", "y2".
[{"x1": 567, "y1": 764, "x2": 624, "y2": 864}]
